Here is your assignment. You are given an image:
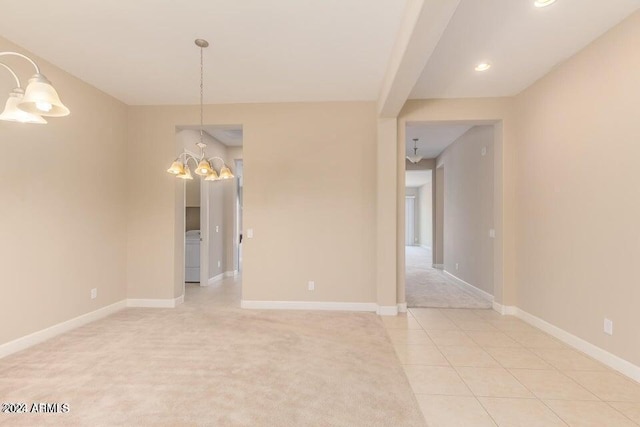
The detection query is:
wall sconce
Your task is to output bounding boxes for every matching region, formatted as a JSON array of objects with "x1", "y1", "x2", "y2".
[{"x1": 0, "y1": 51, "x2": 70, "y2": 123}]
